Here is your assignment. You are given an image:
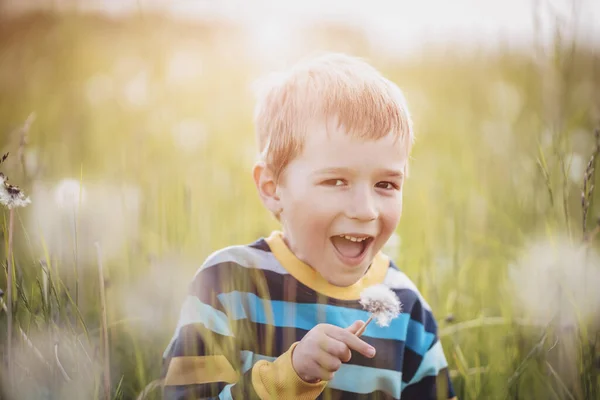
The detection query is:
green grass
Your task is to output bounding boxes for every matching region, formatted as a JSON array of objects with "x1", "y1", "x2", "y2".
[{"x1": 0, "y1": 11, "x2": 599, "y2": 400}]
